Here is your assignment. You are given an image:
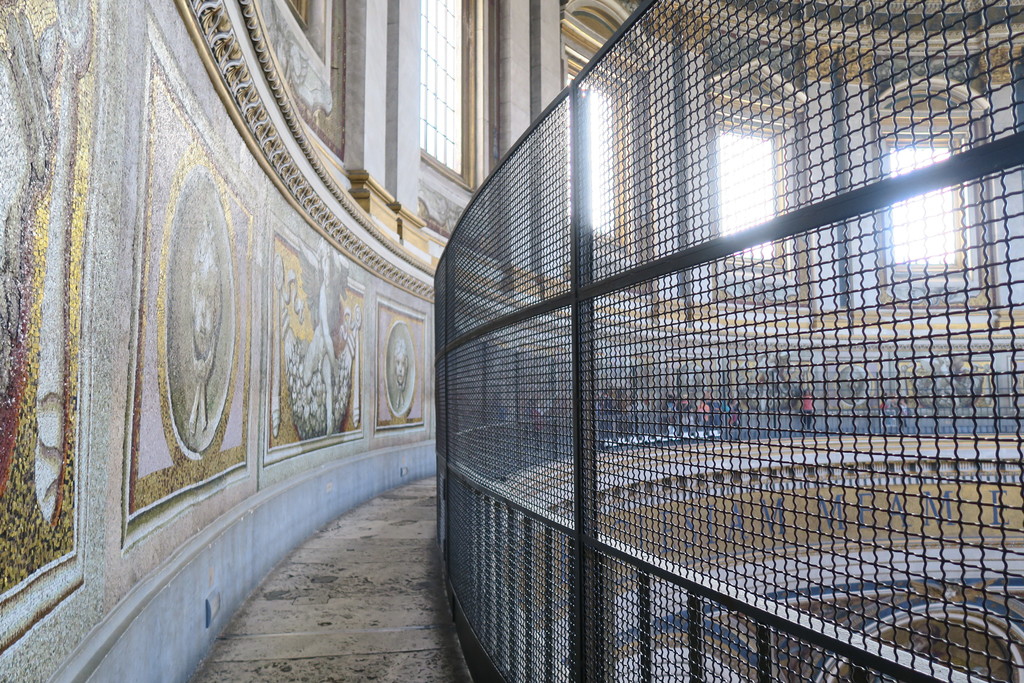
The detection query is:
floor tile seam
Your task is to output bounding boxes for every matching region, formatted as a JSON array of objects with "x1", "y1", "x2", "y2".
[
  {"x1": 247, "y1": 594, "x2": 439, "y2": 603},
  {"x1": 217, "y1": 625, "x2": 453, "y2": 638},
  {"x1": 257, "y1": 580, "x2": 439, "y2": 589},
  {"x1": 284, "y1": 544, "x2": 436, "y2": 557},
  {"x1": 241, "y1": 599, "x2": 438, "y2": 607},
  {"x1": 206, "y1": 646, "x2": 453, "y2": 663},
  {"x1": 326, "y1": 523, "x2": 424, "y2": 530},
  {"x1": 268, "y1": 552, "x2": 432, "y2": 569},
  {"x1": 258, "y1": 577, "x2": 438, "y2": 581},
  {"x1": 337, "y1": 511, "x2": 425, "y2": 522},
  {"x1": 314, "y1": 532, "x2": 433, "y2": 538},
  {"x1": 270, "y1": 591, "x2": 441, "y2": 598},
  {"x1": 256, "y1": 574, "x2": 436, "y2": 581},
  {"x1": 319, "y1": 513, "x2": 402, "y2": 528},
  {"x1": 336, "y1": 498, "x2": 421, "y2": 511},
  {"x1": 280, "y1": 563, "x2": 436, "y2": 570},
  {"x1": 322, "y1": 522, "x2": 433, "y2": 529},
  {"x1": 211, "y1": 625, "x2": 456, "y2": 641}
]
